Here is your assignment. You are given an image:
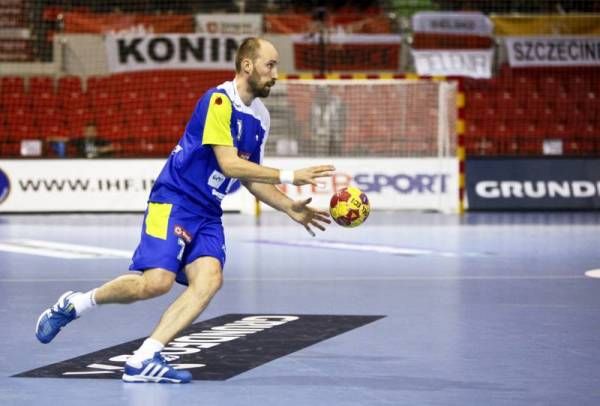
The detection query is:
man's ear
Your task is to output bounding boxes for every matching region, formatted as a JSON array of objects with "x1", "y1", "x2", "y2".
[{"x1": 242, "y1": 58, "x2": 252, "y2": 74}]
